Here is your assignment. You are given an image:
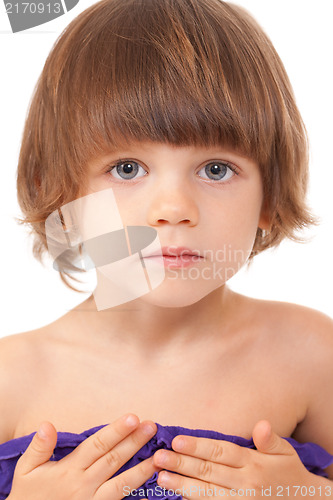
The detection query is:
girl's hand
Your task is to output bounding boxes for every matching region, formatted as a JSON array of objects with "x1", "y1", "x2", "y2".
[
  {"x1": 153, "y1": 420, "x2": 317, "y2": 499},
  {"x1": 8, "y1": 414, "x2": 160, "y2": 500}
]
